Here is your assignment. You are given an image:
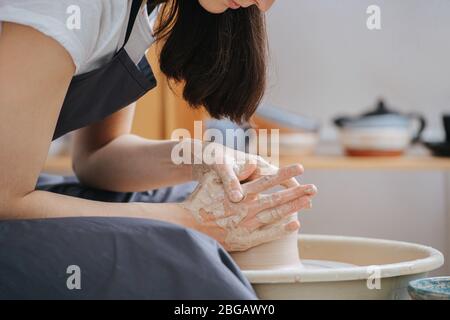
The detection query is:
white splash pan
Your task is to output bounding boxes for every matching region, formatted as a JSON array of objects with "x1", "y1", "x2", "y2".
[{"x1": 242, "y1": 234, "x2": 444, "y2": 300}]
